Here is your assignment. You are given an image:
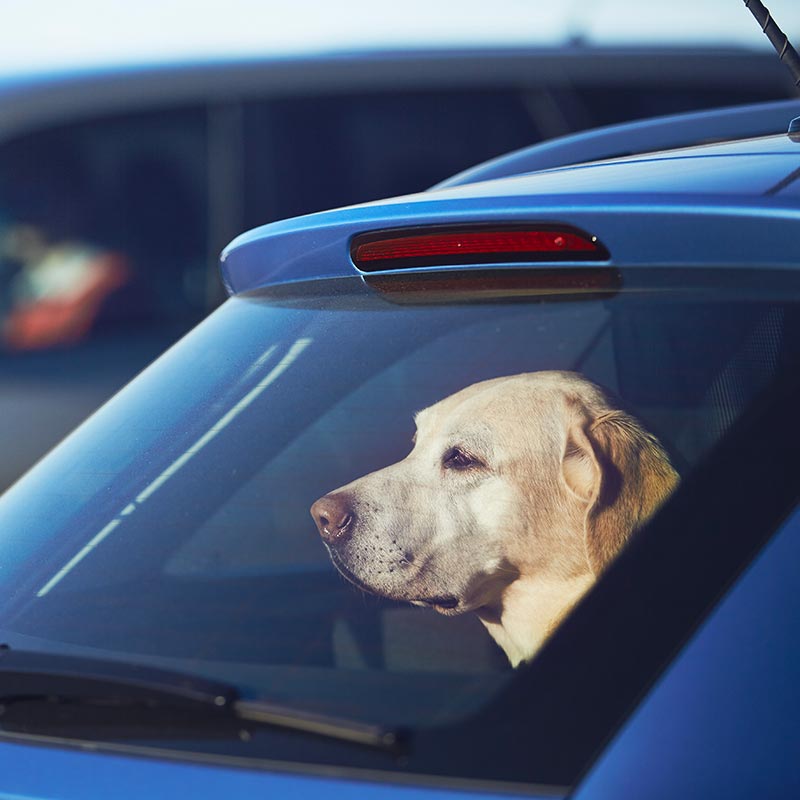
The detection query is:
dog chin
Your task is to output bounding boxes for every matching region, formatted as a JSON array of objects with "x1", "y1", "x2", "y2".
[
  {"x1": 326, "y1": 548, "x2": 385, "y2": 594},
  {"x1": 328, "y1": 547, "x2": 473, "y2": 614}
]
